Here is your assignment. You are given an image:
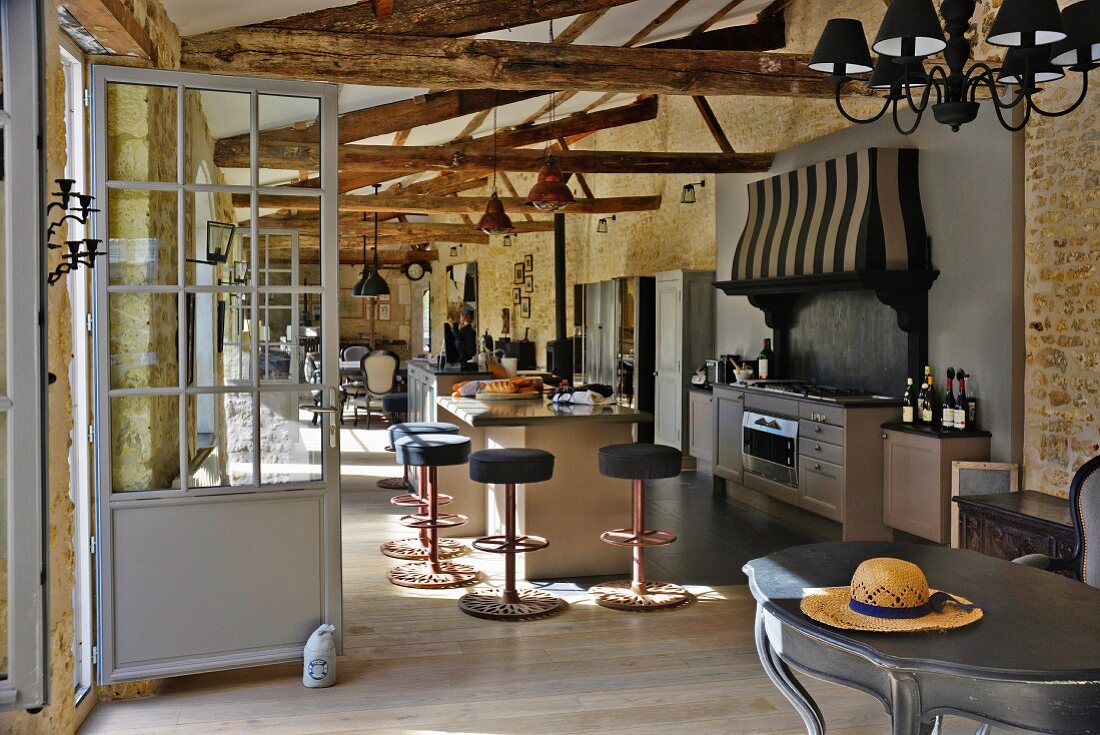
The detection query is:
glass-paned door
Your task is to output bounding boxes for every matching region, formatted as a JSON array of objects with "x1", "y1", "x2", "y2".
[
  {"x1": 0, "y1": 0, "x2": 46, "y2": 712},
  {"x1": 90, "y1": 66, "x2": 341, "y2": 683}
]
